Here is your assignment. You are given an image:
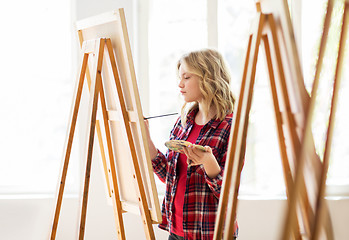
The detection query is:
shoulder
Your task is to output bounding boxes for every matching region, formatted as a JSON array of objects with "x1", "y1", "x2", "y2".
[
  {"x1": 169, "y1": 116, "x2": 185, "y2": 138},
  {"x1": 208, "y1": 112, "x2": 233, "y2": 131},
  {"x1": 171, "y1": 116, "x2": 182, "y2": 131},
  {"x1": 224, "y1": 113, "x2": 233, "y2": 124},
  {"x1": 218, "y1": 112, "x2": 233, "y2": 129}
]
